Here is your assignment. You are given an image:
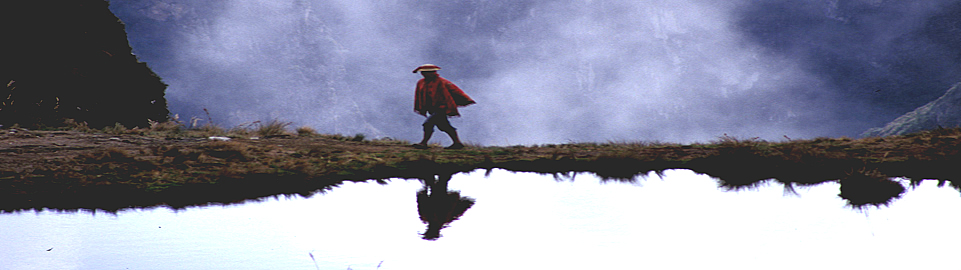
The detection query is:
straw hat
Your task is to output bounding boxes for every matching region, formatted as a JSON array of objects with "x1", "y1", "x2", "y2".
[{"x1": 412, "y1": 64, "x2": 441, "y2": 73}]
